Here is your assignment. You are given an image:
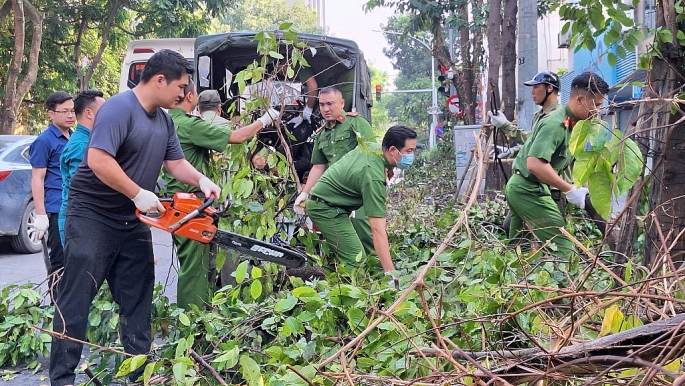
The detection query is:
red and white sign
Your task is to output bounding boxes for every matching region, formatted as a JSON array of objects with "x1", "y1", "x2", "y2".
[{"x1": 446, "y1": 95, "x2": 463, "y2": 118}]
